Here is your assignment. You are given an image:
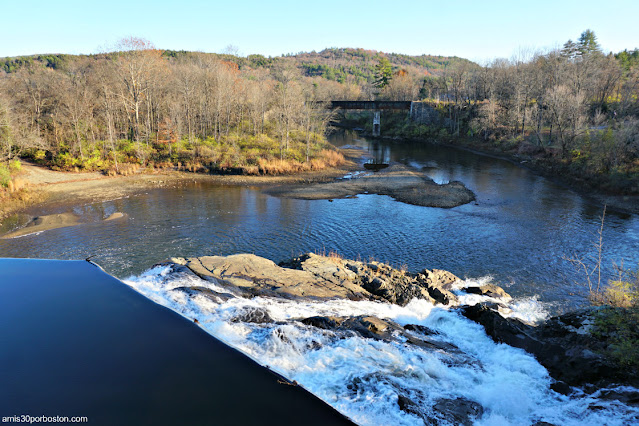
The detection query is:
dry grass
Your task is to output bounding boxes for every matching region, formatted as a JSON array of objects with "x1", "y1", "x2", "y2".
[{"x1": 105, "y1": 163, "x2": 141, "y2": 177}]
